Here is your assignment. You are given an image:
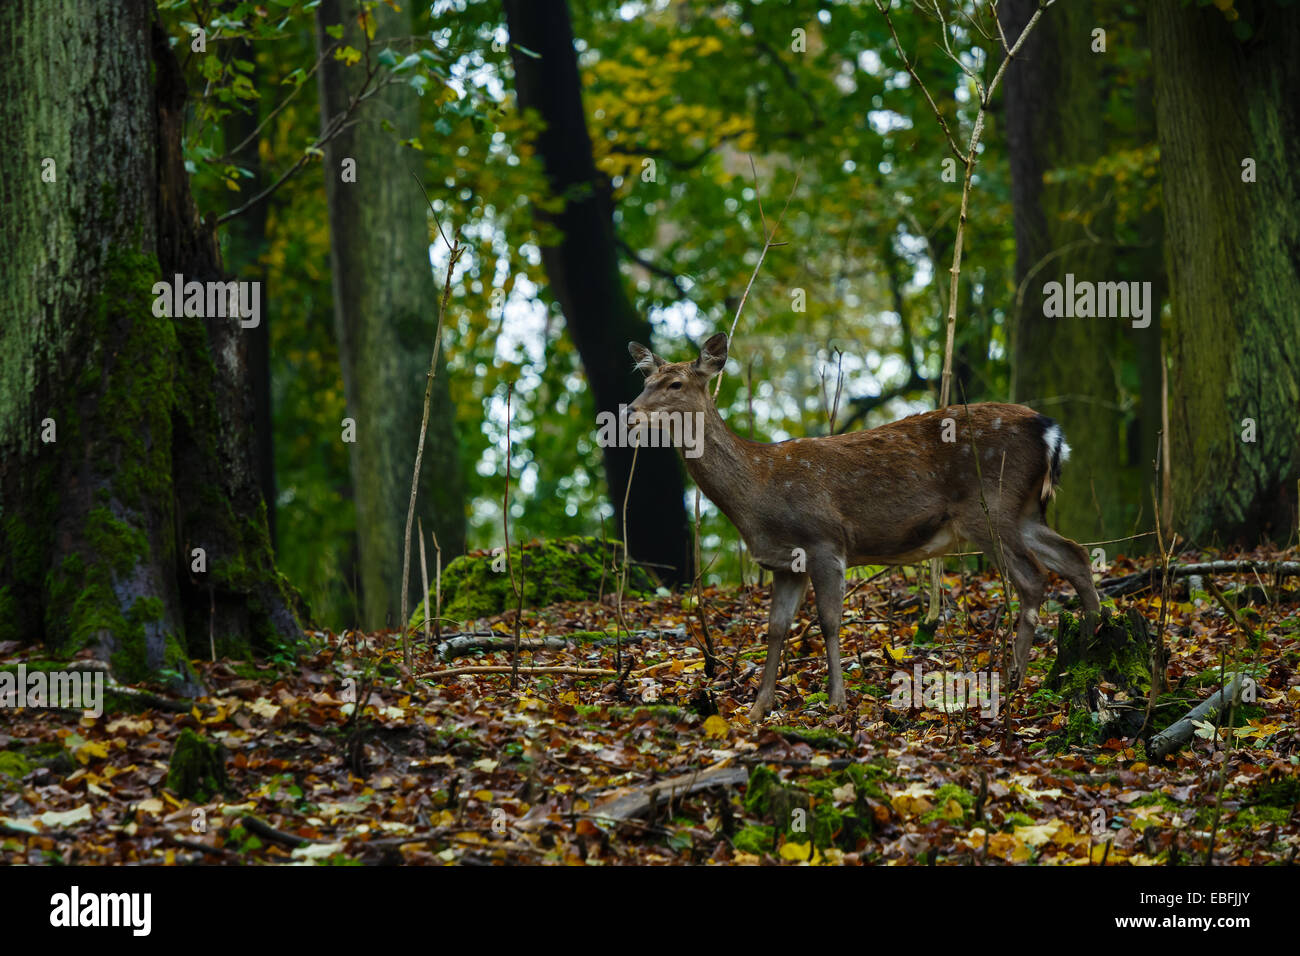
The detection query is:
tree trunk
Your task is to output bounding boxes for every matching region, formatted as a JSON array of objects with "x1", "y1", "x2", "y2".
[
  {"x1": 0, "y1": 1, "x2": 300, "y2": 687},
  {"x1": 503, "y1": 0, "x2": 692, "y2": 586},
  {"x1": 1149, "y1": 0, "x2": 1300, "y2": 544},
  {"x1": 220, "y1": 34, "x2": 276, "y2": 549},
  {"x1": 1000, "y1": 0, "x2": 1164, "y2": 543},
  {"x1": 316, "y1": 0, "x2": 469, "y2": 629}
]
